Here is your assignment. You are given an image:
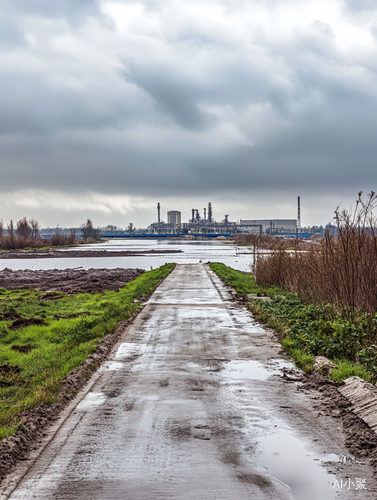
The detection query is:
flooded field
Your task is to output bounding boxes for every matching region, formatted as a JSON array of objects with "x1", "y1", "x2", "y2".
[{"x1": 0, "y1": 239, "x2": 253, "y2": 272}]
